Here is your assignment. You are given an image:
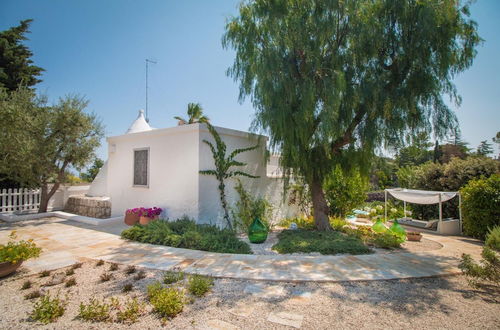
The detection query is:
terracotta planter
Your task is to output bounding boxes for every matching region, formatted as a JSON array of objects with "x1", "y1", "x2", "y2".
[
  {"x1": 139, "y1": 215, "x2": 158, "y2": 226},
  {"x1": 407, "y1": 232, "x2": 422, "y2": 242},
  {"x1": 124, "y1": 213, "x2": 140, "y2": 226},
  {"x1": 0, "y1": 261, "x2": 23, "y2": 278}
]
